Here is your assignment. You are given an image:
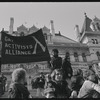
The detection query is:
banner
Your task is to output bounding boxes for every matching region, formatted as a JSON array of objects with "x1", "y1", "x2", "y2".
[{"x1": 1, "y1": 29, "x2": 51, "y2": 64}]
